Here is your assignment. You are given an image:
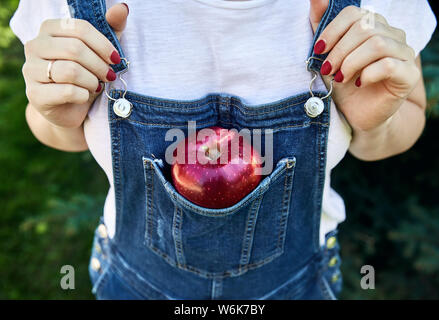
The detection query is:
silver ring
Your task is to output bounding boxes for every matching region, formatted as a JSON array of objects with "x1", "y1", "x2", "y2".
[{"x1": 47, "y1": 60, "x2": 55, "y2": 82}]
